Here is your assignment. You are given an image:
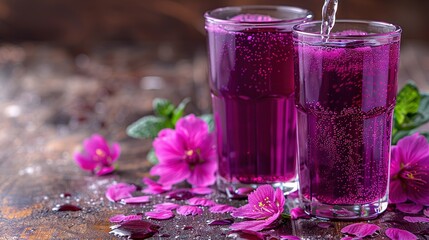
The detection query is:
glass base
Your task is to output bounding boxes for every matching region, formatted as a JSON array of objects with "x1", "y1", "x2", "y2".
[
  {"x1": 217, "y1": 175, "x2": 298, "y2": 198},
  {"x1": 302, "y1": 194, "x2": 388, "y2": 220}
]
